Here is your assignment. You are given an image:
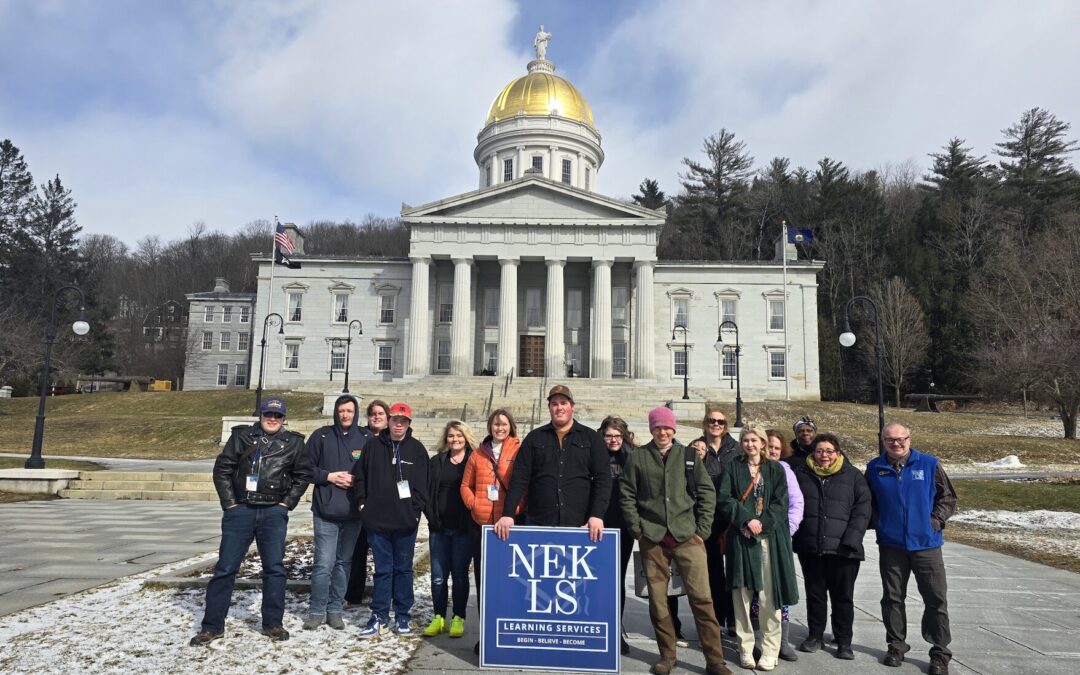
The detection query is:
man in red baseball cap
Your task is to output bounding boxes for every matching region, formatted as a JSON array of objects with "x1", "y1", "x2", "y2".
[{"x1": 352, "y1": 401, "x2": 429, "y2": 637}]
